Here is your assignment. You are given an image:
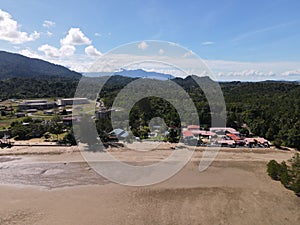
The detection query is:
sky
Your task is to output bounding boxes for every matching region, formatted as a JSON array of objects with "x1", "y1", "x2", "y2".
[{"x1": 0, "y1": 0, "x2": 300, "y2": 81}]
